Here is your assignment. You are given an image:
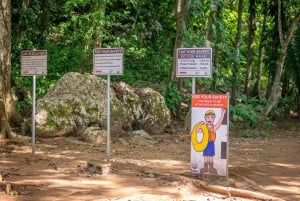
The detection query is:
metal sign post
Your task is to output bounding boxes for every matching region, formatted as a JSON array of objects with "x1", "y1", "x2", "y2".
[
  {"x1": 32, "y1": 75, "x2": 36, "y2": 155},
  {"x1": 106, "y1": 75, "x2": 111, "y2": 161},
  {"x1": 93, "y1": 48, "x2": 123, "y2": 161},
  {"x1": 21, "y1": 50, "x2": 47, "y2": 156},
  {"x1": 192, "y1": 77, "x2": 196, "y2": 94}
]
